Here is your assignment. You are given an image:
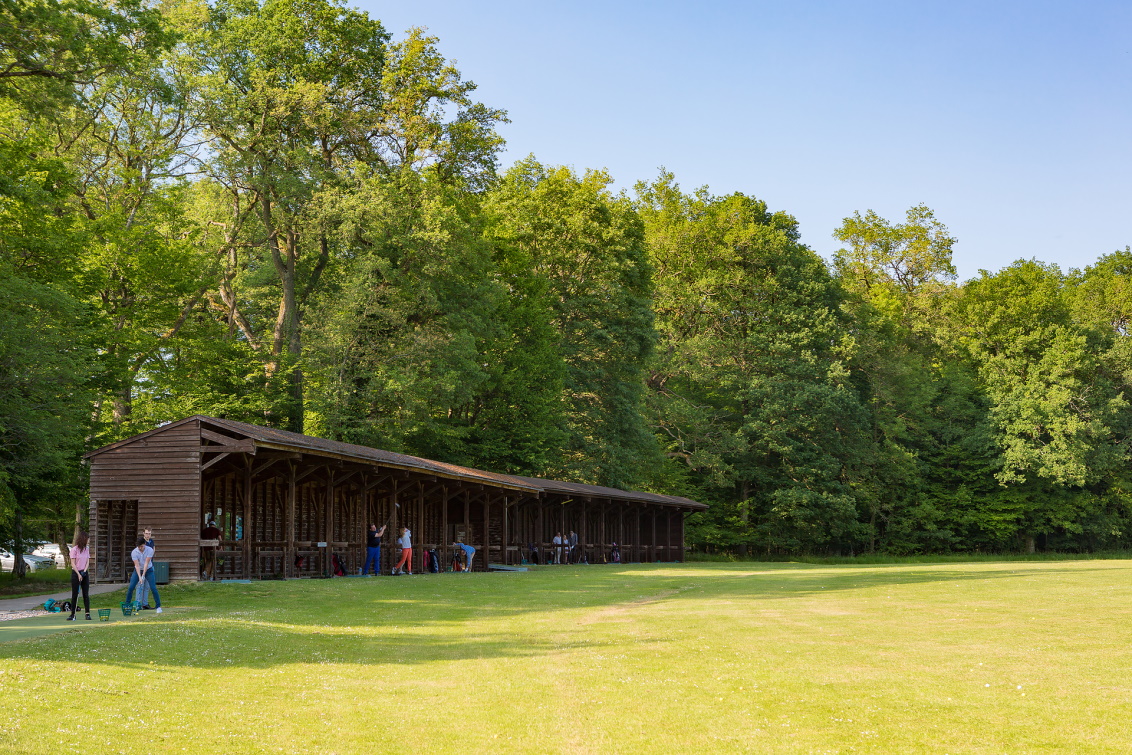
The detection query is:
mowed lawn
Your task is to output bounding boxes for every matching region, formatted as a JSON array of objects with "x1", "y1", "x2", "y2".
[{"x1": 3, "y1": 560, "x2": 1132, "y2": 754}]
